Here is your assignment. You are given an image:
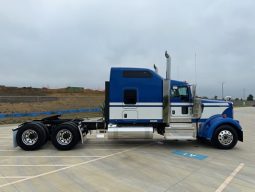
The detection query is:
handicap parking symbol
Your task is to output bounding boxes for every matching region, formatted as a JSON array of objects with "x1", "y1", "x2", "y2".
[{"x1": 172, "y1": 150, "x2": 208, "y2": 160}]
